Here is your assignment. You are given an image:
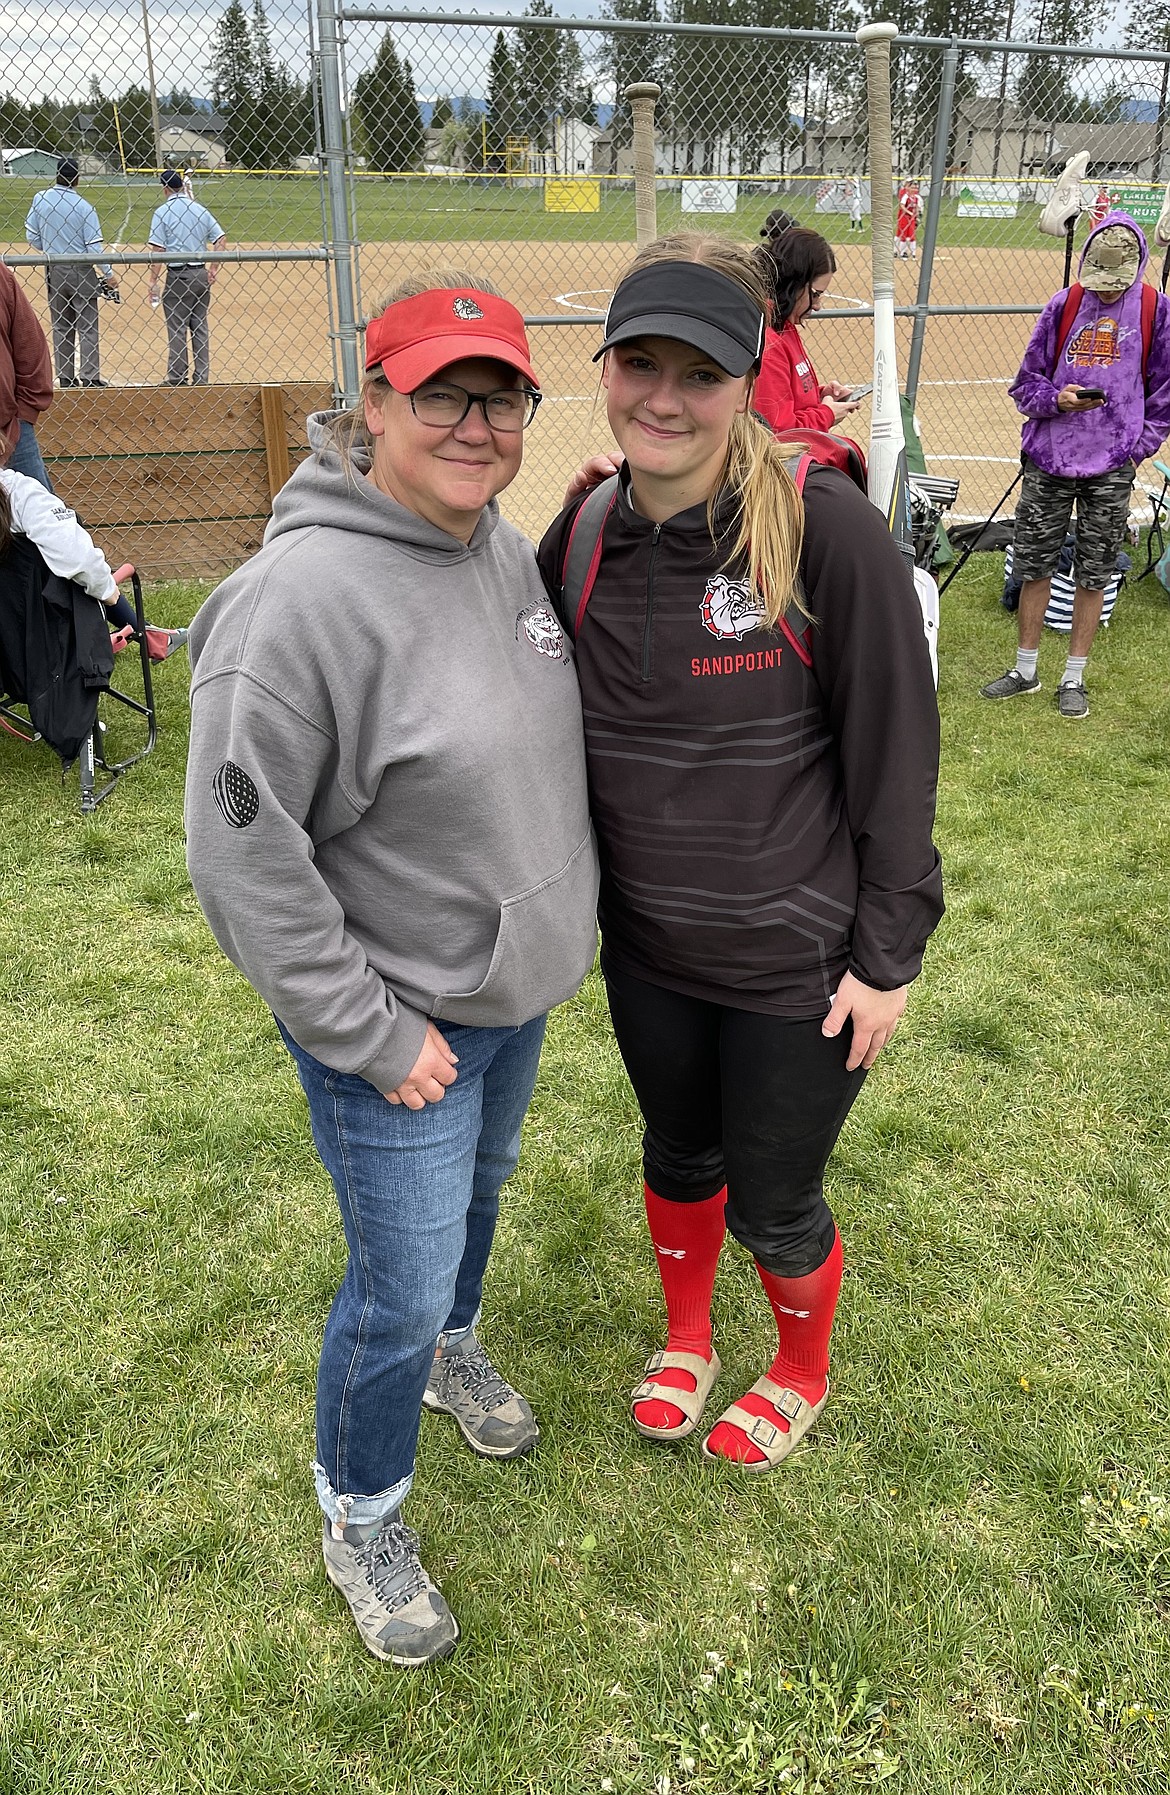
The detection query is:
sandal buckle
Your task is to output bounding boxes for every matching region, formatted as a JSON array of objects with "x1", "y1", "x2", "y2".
[
  {"x1": 776, "y1": 1389, "x2": 804, "y2": 1421},
  {"x1": 748, "y1": 1416, "x2": 780, "y2": 1449}
]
